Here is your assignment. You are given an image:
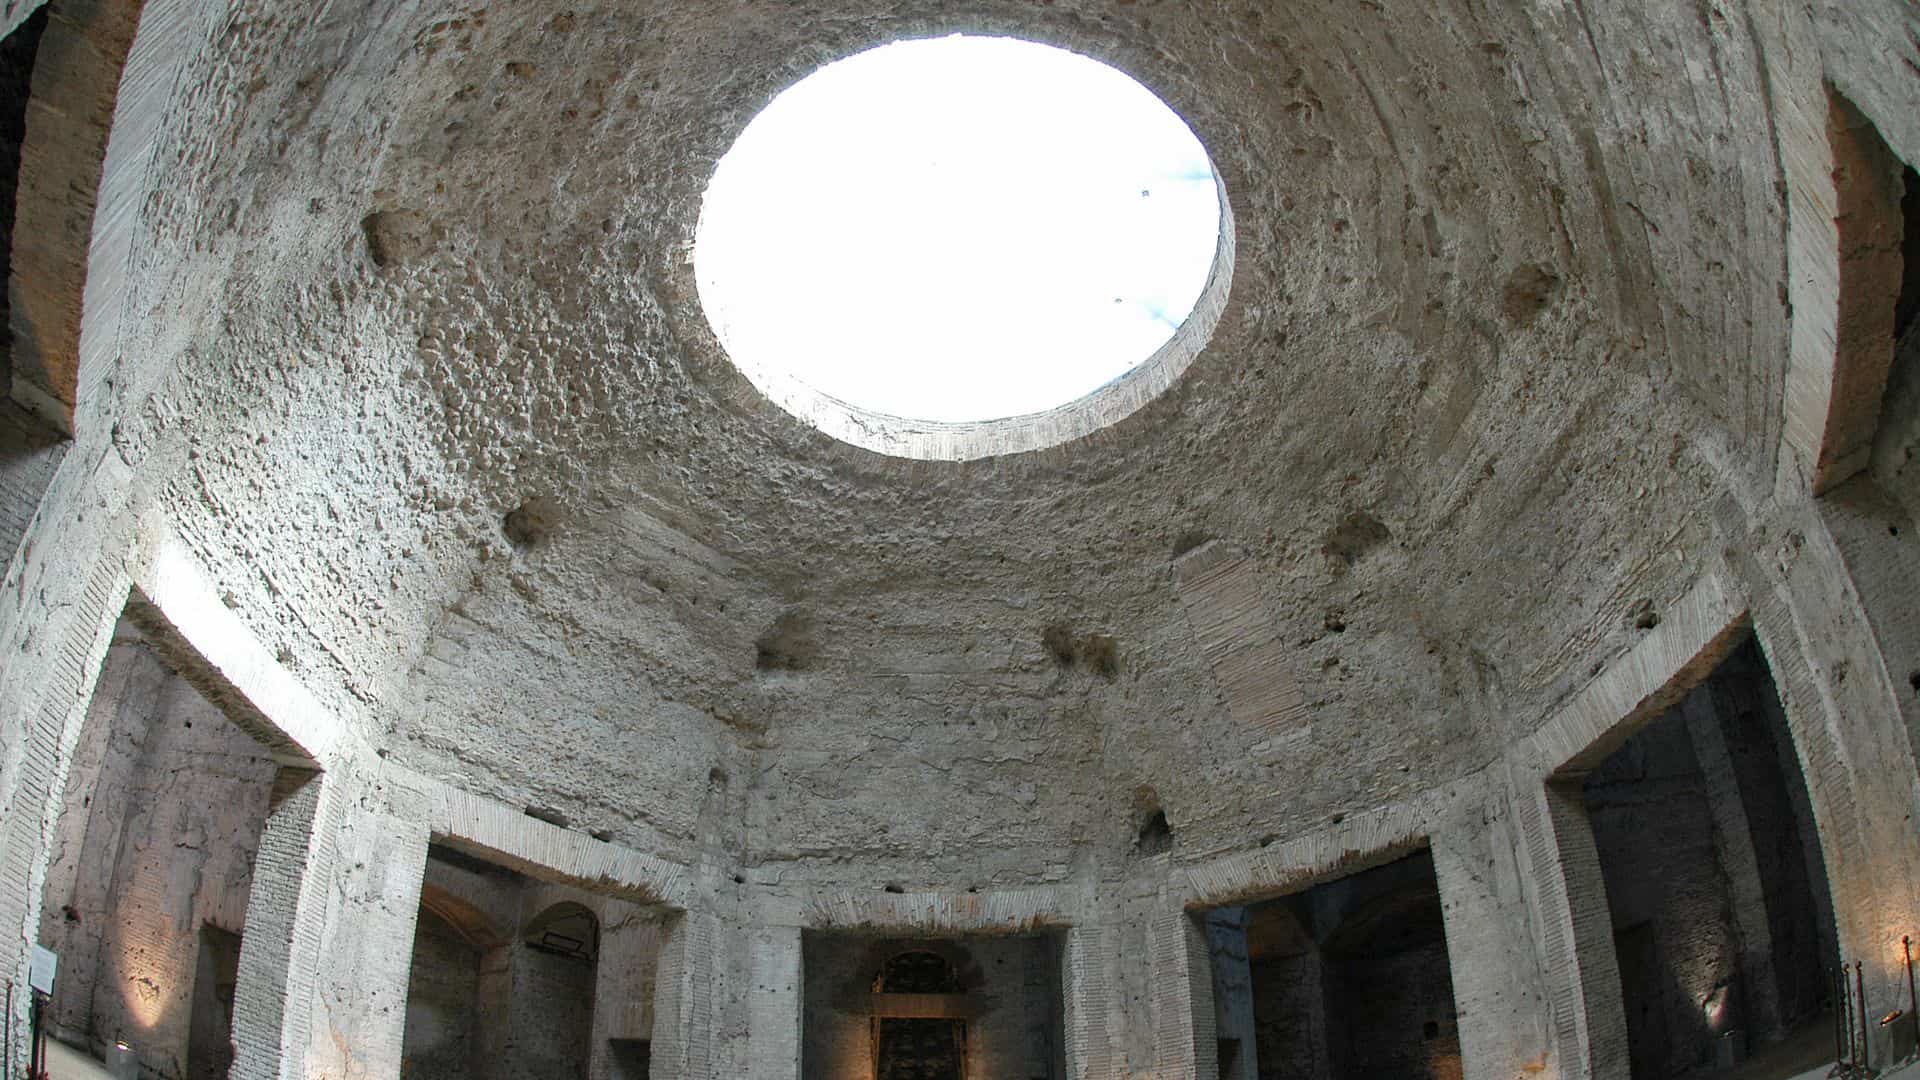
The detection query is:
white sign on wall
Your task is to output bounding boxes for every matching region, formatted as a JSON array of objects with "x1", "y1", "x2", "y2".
[{"x1": 29, "y1": 945, "x2": 56, "y2": 995}]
